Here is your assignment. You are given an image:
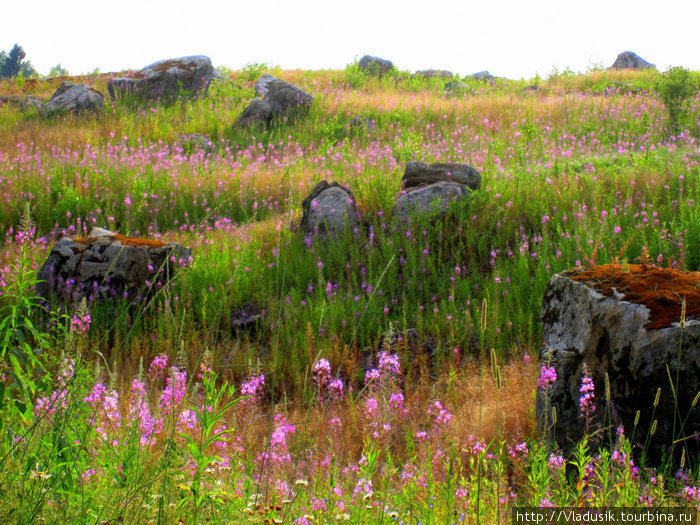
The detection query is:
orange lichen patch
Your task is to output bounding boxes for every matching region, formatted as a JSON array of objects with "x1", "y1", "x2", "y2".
[
  {"x1": 72, "y1": 233, "x2": 169, "y2": 248},
  {"x1": 564, "y1": 264, "x2": 700, "y2": 330}
]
